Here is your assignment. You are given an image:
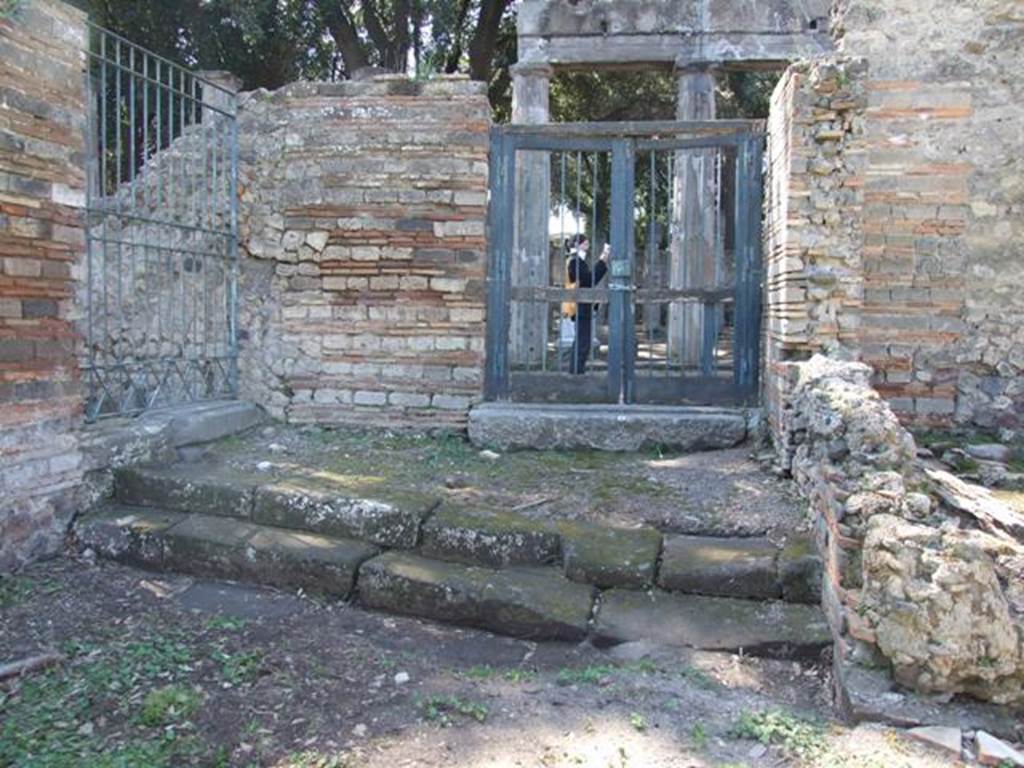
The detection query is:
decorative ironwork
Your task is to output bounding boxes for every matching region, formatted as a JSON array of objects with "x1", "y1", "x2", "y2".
[{"x1": 83, "y1": 23, "x2": 238, "y2": 421}]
